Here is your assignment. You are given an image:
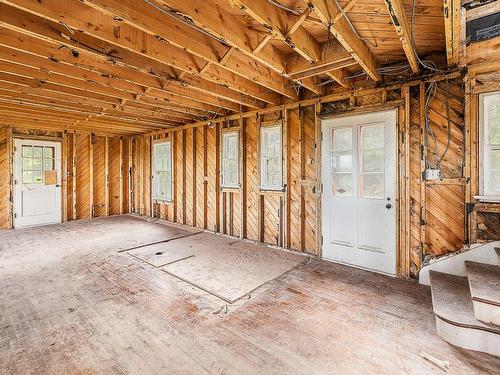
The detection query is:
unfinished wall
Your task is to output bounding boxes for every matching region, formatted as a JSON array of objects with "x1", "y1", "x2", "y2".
[
  {"x1": 134, "y1": 75, "x2": 480, "y2": 278},
  {"x1": 0, "y1": 127, "x2": 131, "y2": 227}
]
